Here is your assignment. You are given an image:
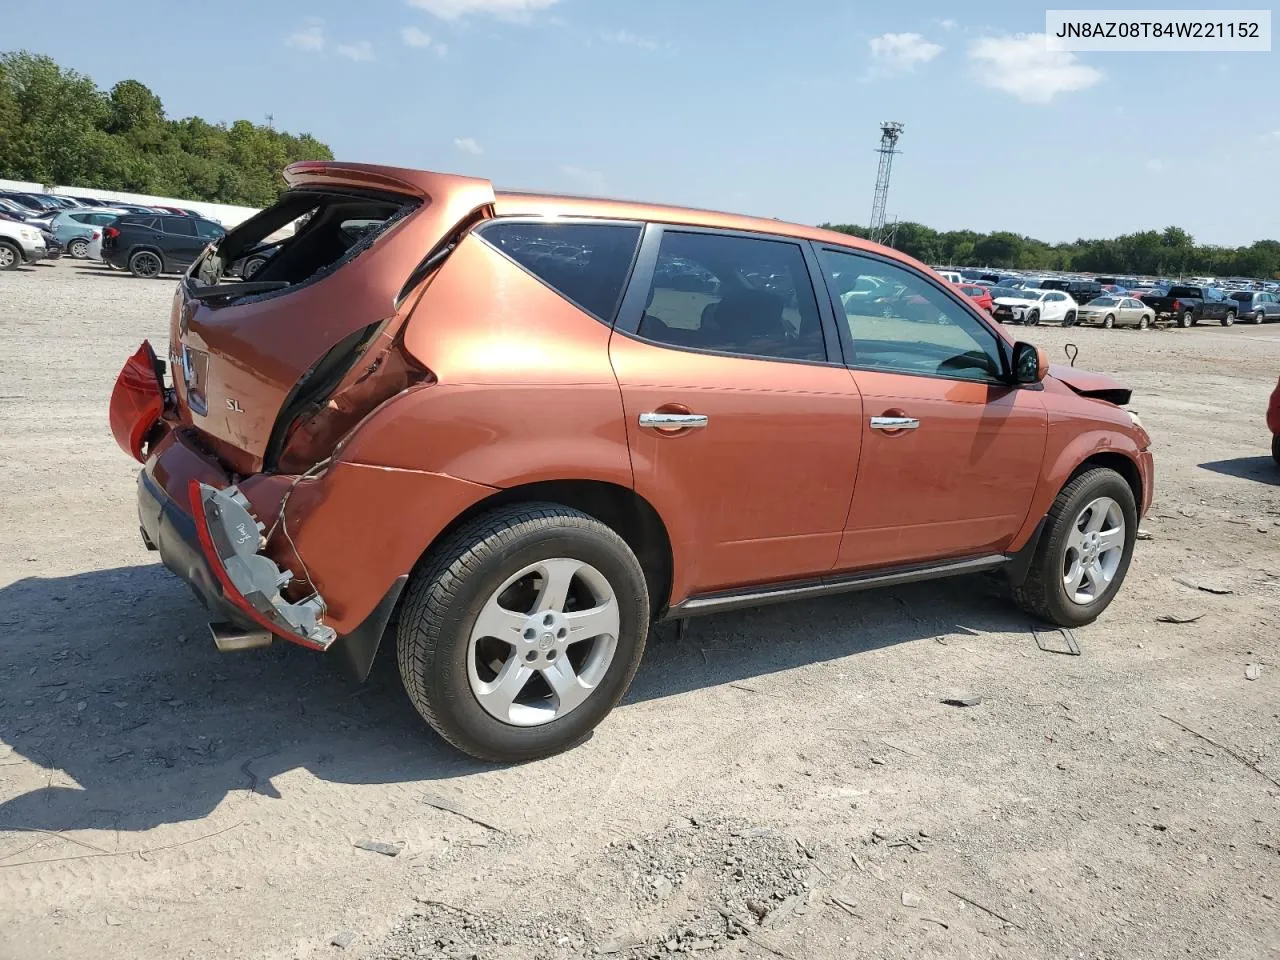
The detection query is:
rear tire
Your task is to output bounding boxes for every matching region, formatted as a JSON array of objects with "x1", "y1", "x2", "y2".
[
  {"x1": 242, "y1": 256, "x2": 266, "y2": 279},
  {"x1": 1103, "y1": 314, "x2": 1115, "y2": 329},
  {"x1": 1063, "y1": 311, "x2": 1076, "y2": 327},
  {"x1": 1178, "y1": 310, "x2": 1193, "y2": 328},
  {"x1": 396, "y1": 503, "x2": 650, "y2": 762},
  {"x1": 129, "y1": 250, "x2": 162, "y2": 279},
  {"x1": 1138, "y1": 315, "x2": 1150, "y2": 330},
  {"x1": 0, "y1": 241, "x2": 19, "y2": 271},
  {"x1": 68, "y1": 238, "x2": 89, "y2": 259},
  {"x1": 1012, "y1": 468, "x2": 1138, "y2": 628},
  {"x1": 1273, "y1": 434, "x2": 1280, "y2": 467}
]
